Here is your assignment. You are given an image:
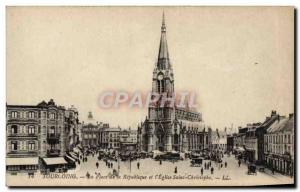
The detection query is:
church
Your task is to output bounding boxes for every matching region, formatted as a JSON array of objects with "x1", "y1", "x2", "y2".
[{"x1": 137, "y1": 14, "x2": 211, "y2": 153}]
